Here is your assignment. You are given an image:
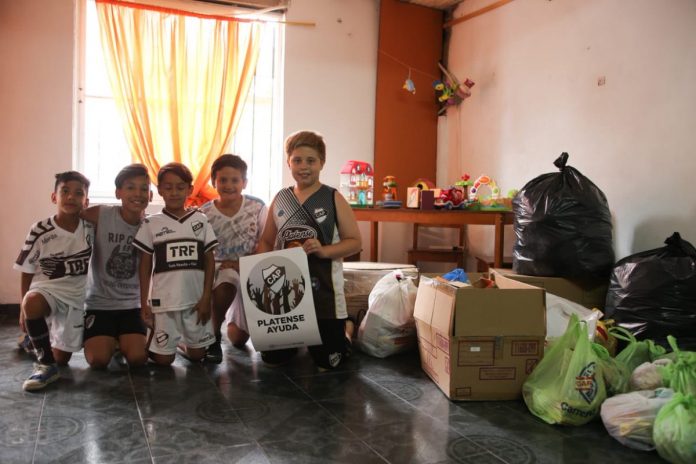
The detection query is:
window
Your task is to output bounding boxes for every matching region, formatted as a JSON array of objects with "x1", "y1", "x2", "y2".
[{"x1": 76, "y1": 0, "x2": 284, "y2": 204}]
